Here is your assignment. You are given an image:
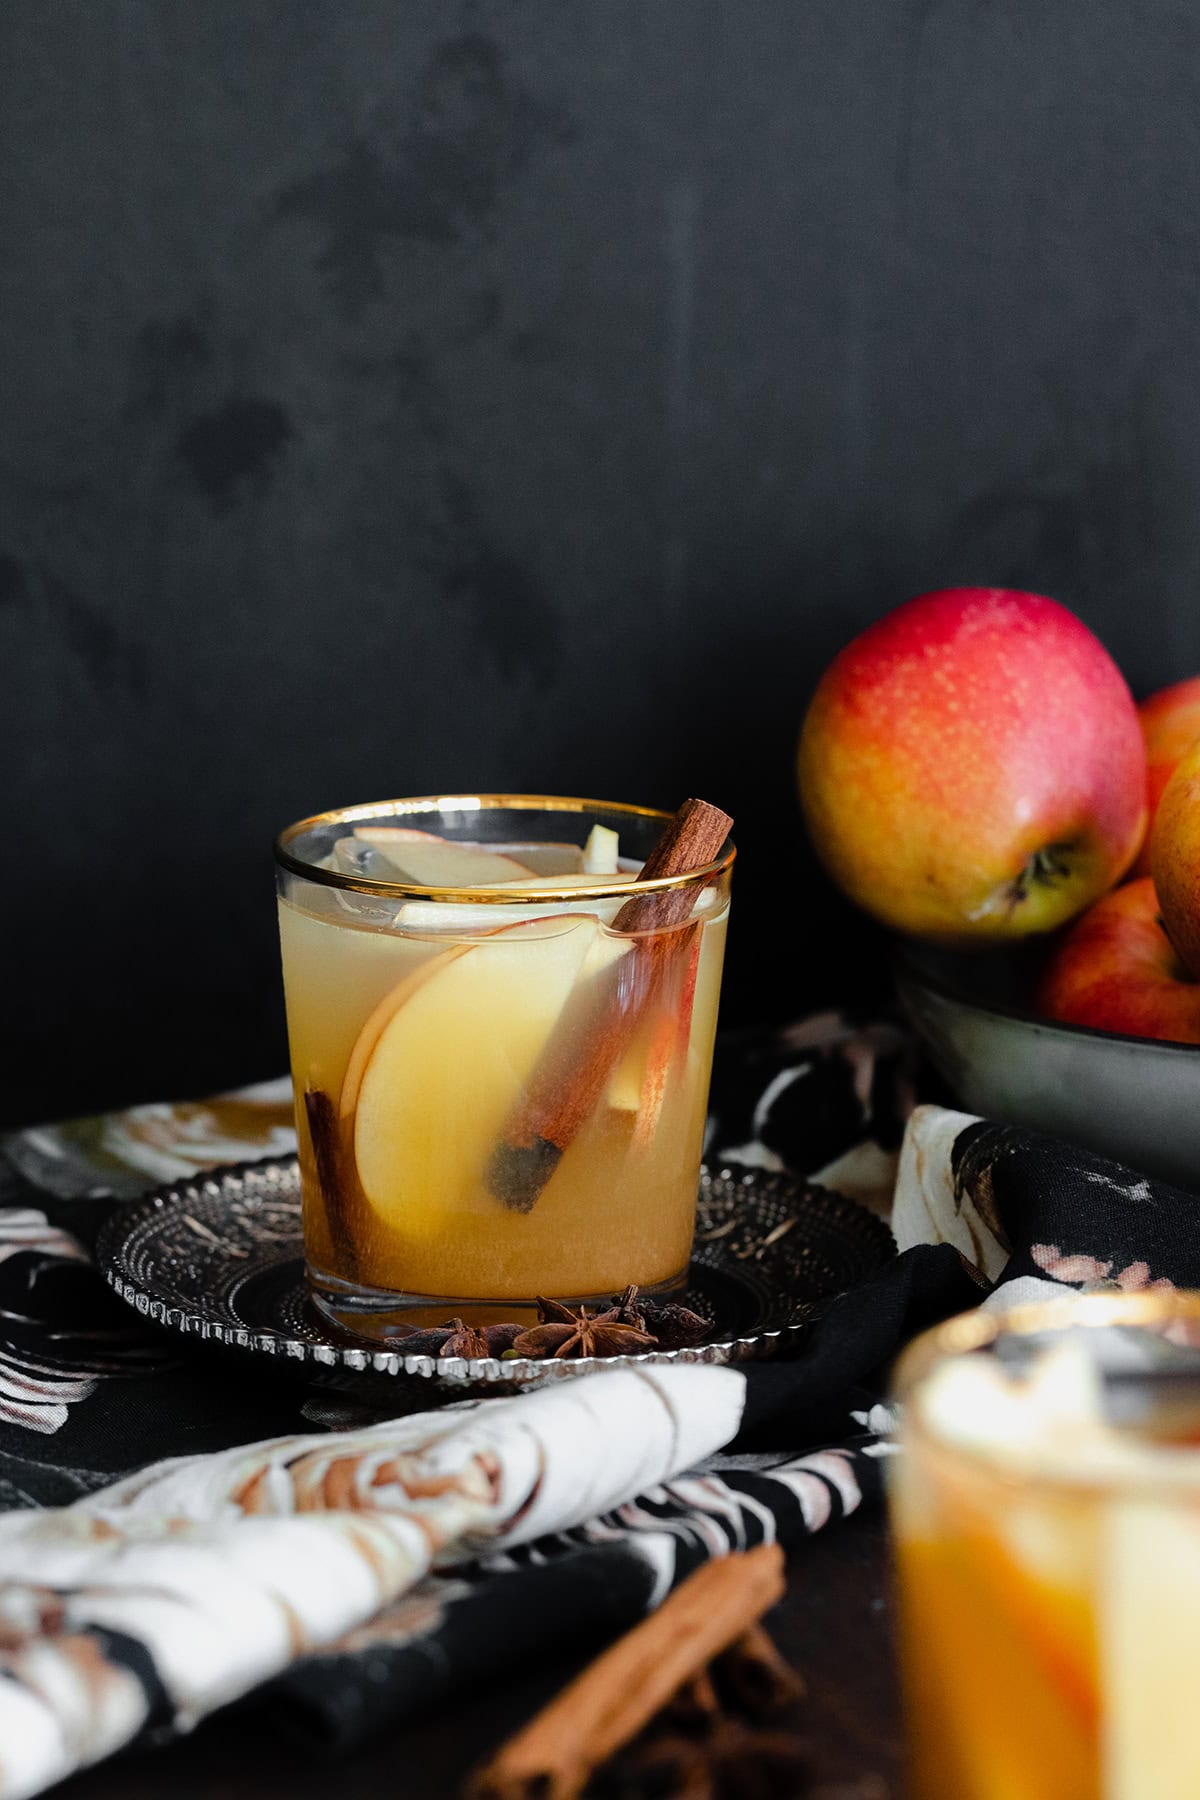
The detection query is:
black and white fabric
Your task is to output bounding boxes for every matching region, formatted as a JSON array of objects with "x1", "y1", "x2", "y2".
[{"x1": 0, "y1": 1024, "x2": 1193, "y2": 1796}]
